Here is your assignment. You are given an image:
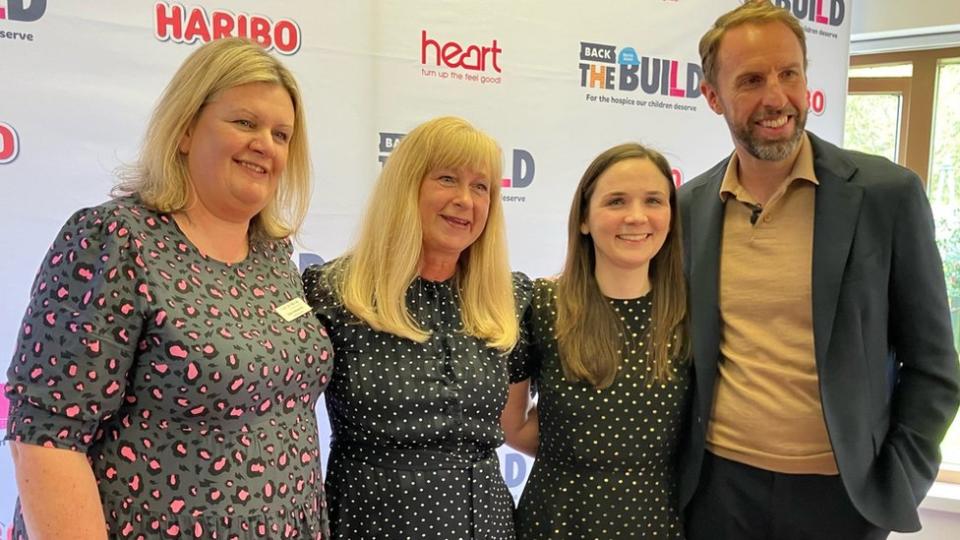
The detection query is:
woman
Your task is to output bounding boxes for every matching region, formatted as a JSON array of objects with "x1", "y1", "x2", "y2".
[
  {"x1": 502, "y1": 143, "x2": 690, "y2": 539},
  {"x1": 302, "y1": 116, "x2": 528, "y2": 540},
  {"x1": 5, "y1": 38, "x2": 333, "y2": 539}
]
